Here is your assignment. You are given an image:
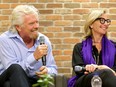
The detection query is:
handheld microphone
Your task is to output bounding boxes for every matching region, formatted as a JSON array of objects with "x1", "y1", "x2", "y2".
[
  {"x1": 40, "y1": 36, "x2": 46, "y2": 66},
  {"x1": 74, "y1": 66, "x2": 86, "y2": 72}
]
